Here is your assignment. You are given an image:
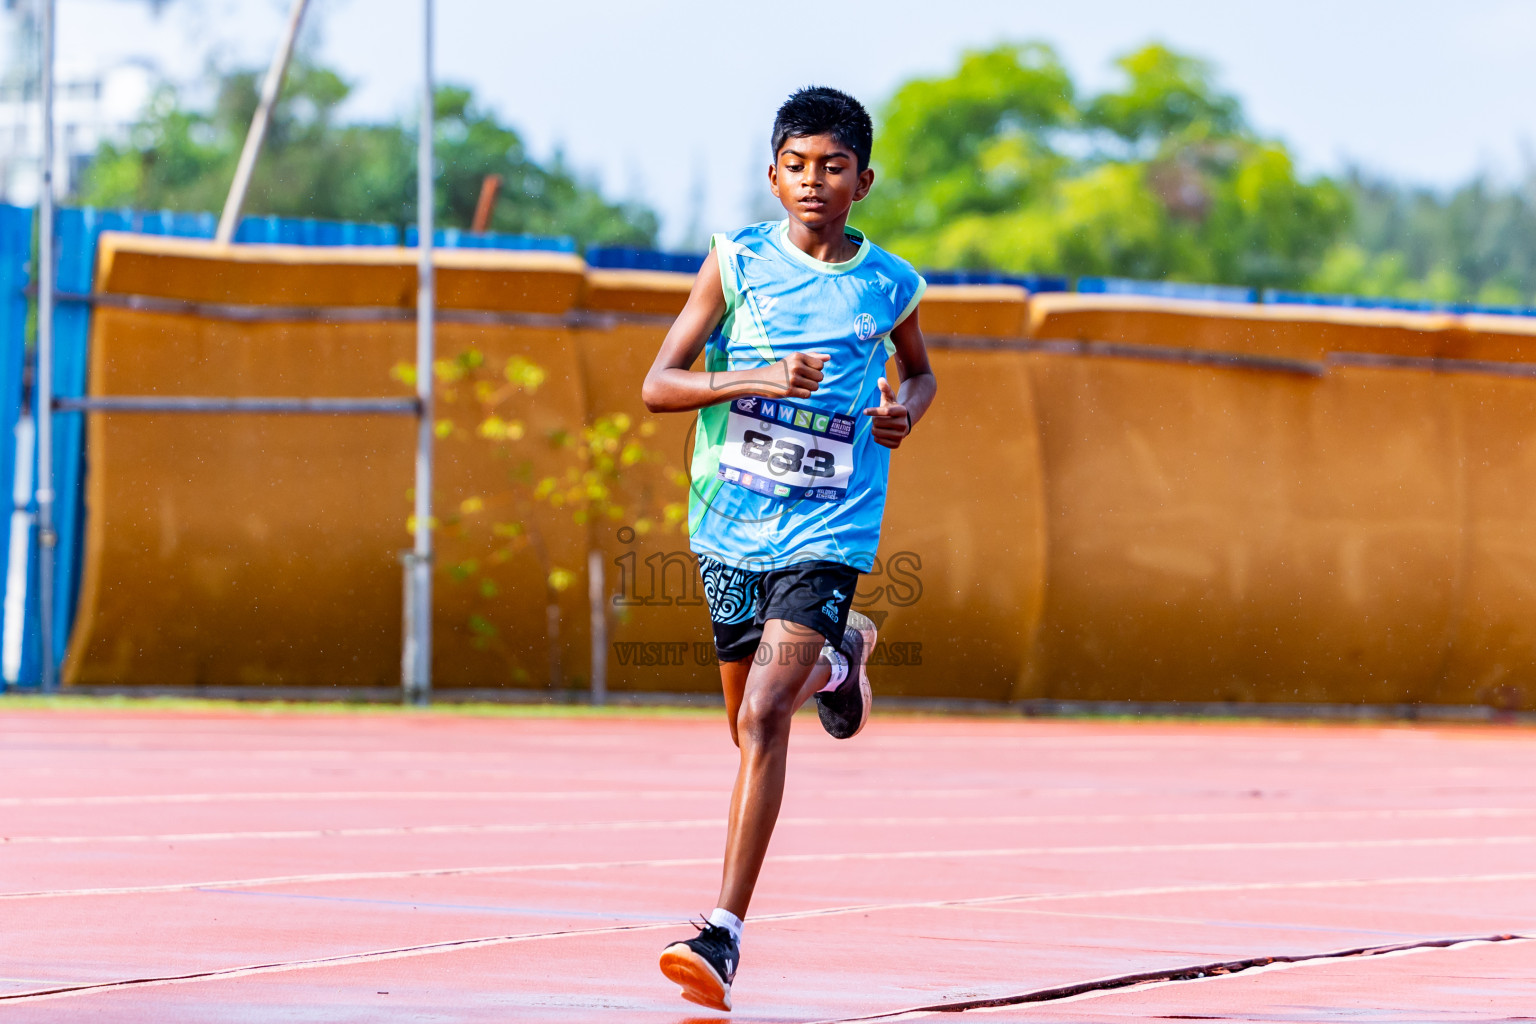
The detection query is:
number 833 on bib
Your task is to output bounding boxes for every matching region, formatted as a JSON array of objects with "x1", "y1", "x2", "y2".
[{"x1": 717, "y1": 396, "x2": 856, "y2": 503}]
